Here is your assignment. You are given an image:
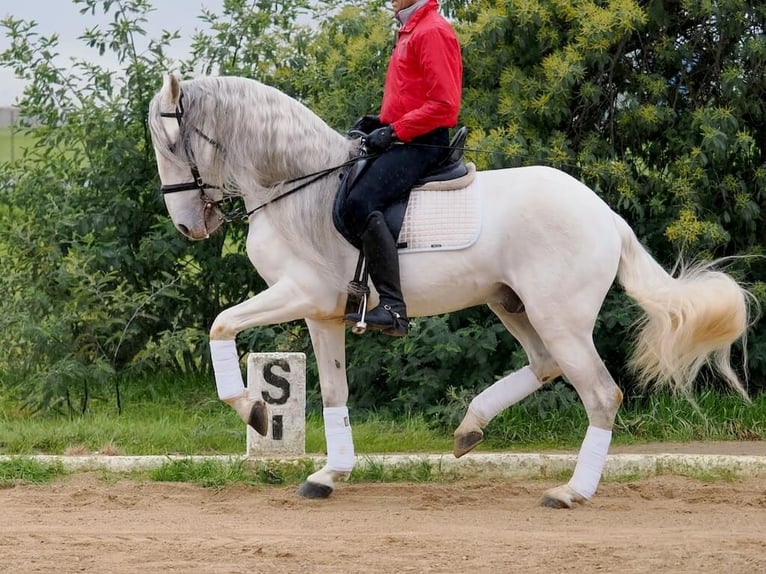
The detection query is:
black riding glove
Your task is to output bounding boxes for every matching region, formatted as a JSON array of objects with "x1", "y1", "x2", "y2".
[
  {"x1": 365, "y1": 125, "x2": 396, "y2": 152},
  {"x1": 350, "y1": 114, "x2": 382, "y2": 135}
]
